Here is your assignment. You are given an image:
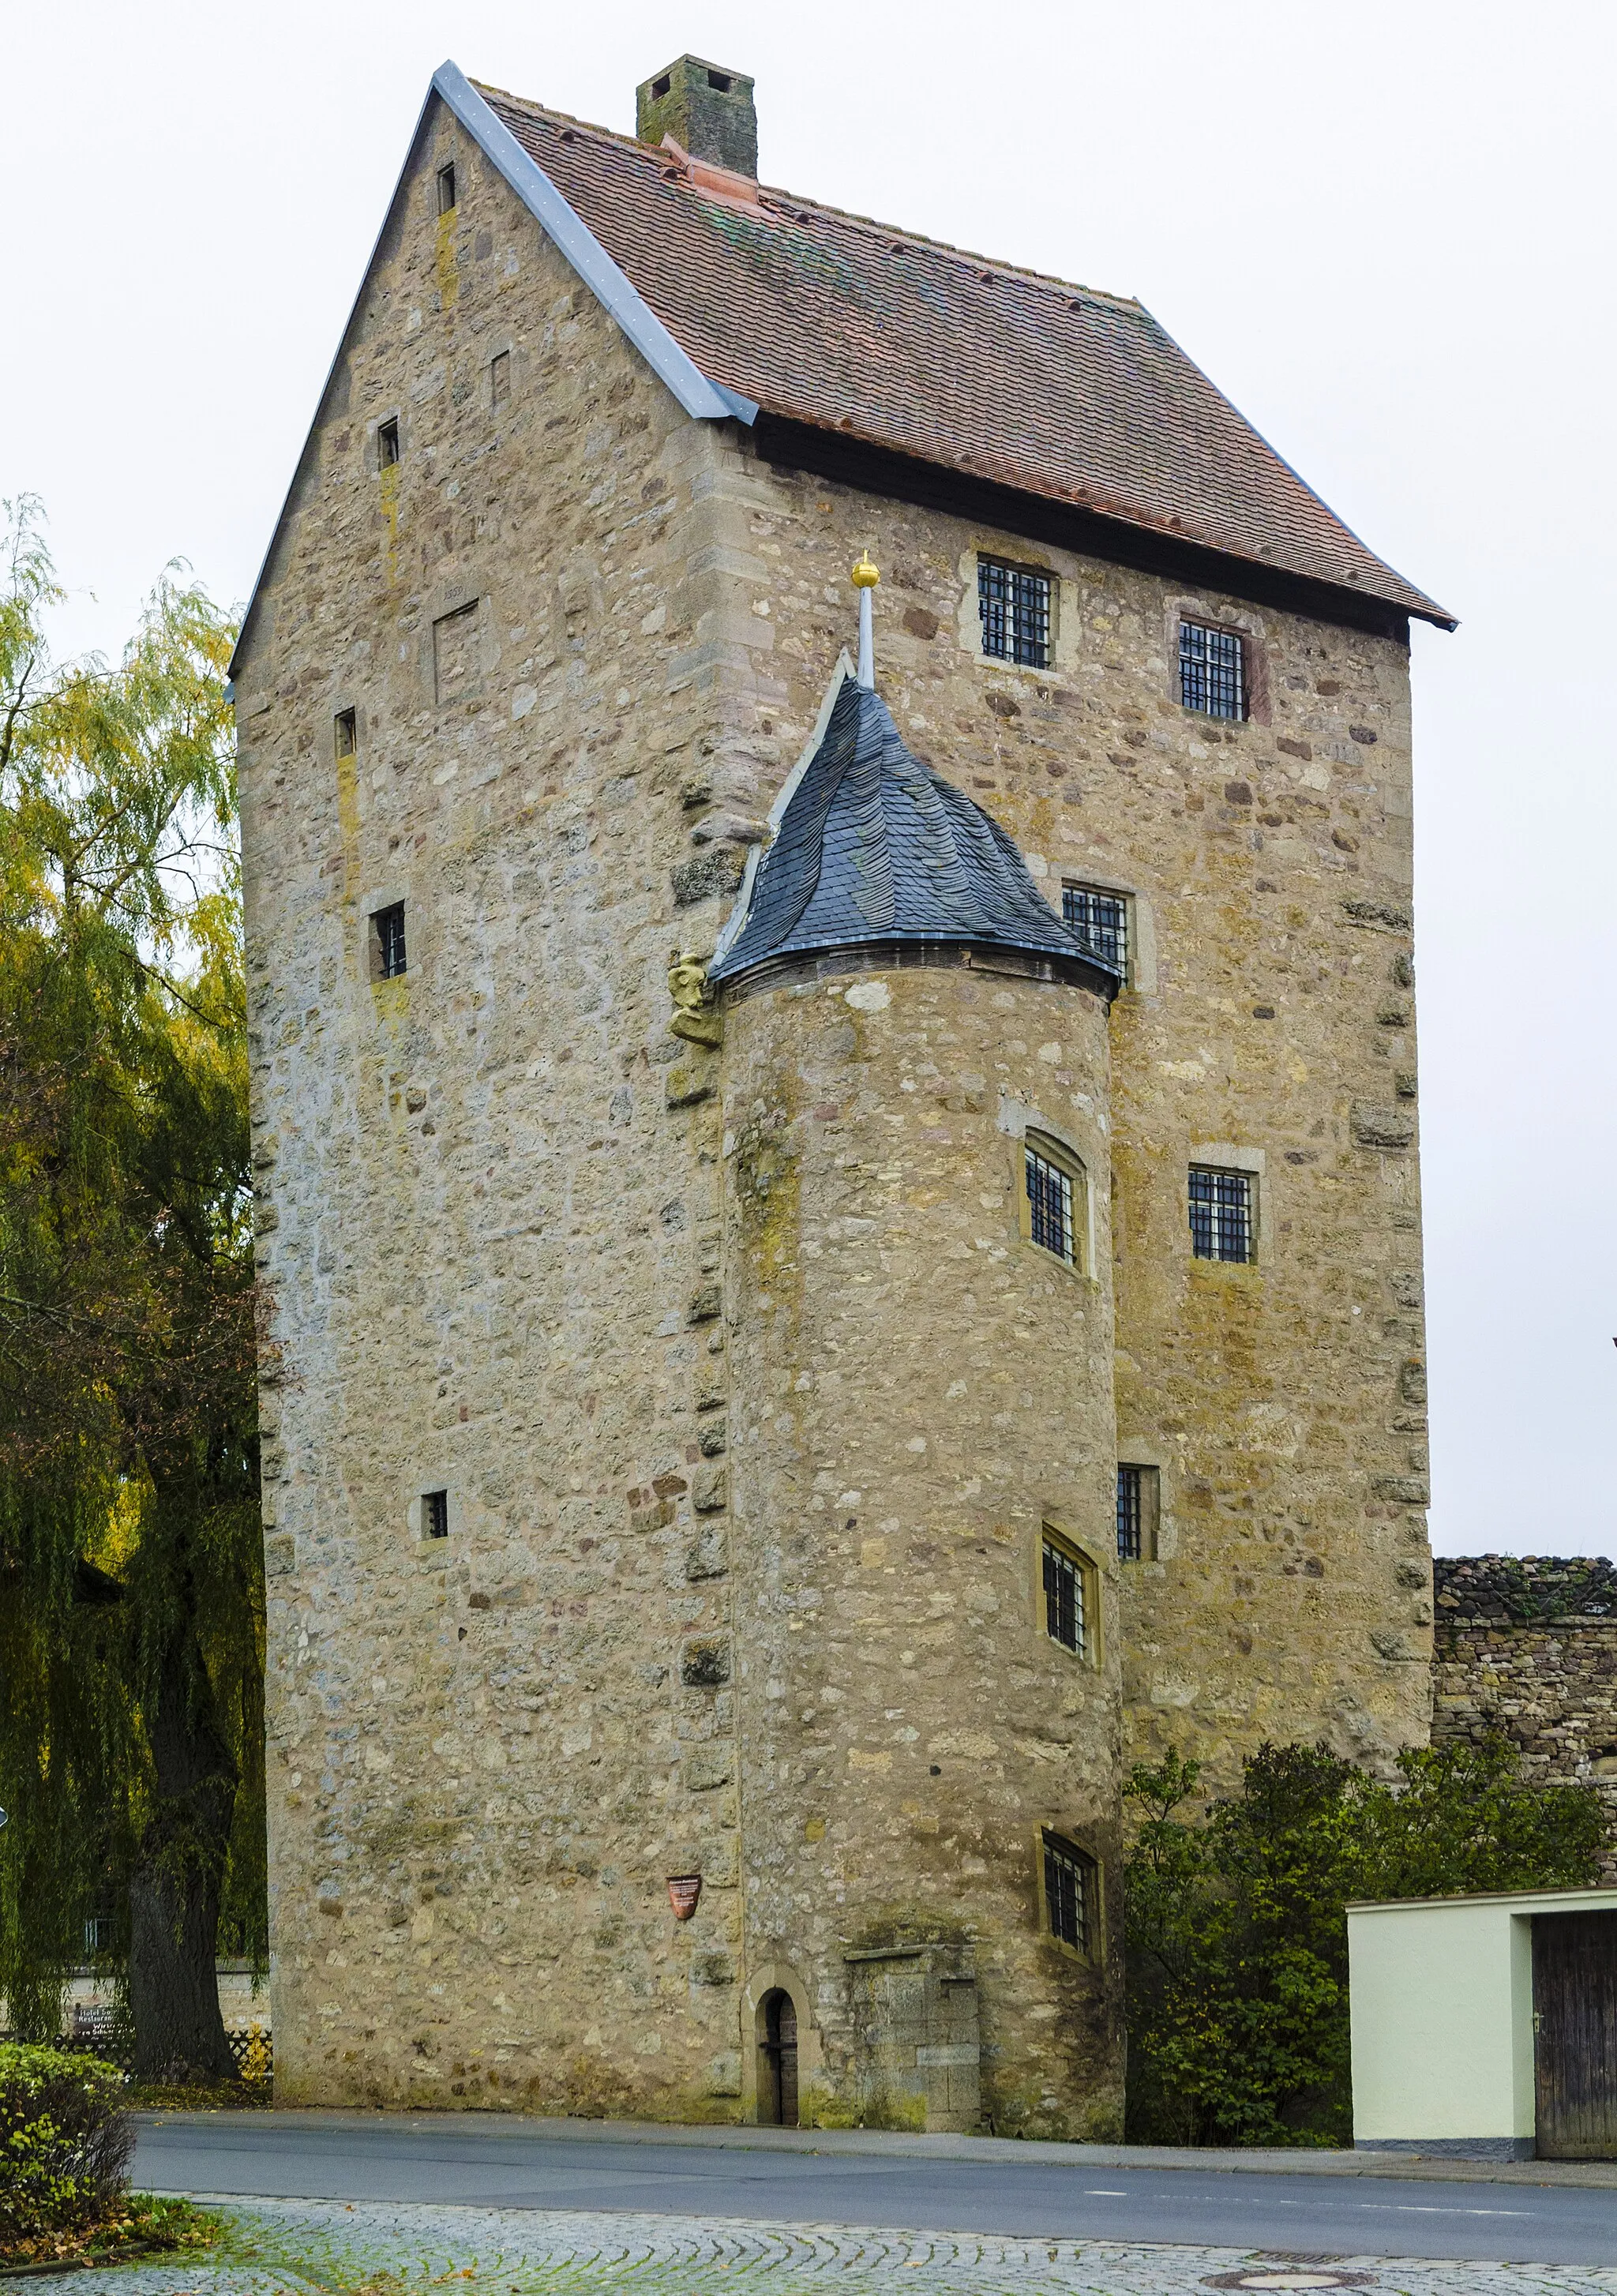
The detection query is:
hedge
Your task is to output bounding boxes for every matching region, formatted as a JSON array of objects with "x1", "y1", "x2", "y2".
[{"x1": 0, "y1": 2045, "x2": 133, "y2": 2240}]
